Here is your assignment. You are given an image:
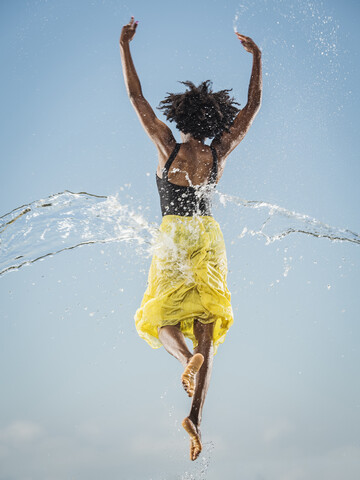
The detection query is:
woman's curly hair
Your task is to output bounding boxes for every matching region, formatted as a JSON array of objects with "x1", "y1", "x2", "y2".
[{"x1": 157, "y1": 80, "x2": 241, "y2": 141}]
